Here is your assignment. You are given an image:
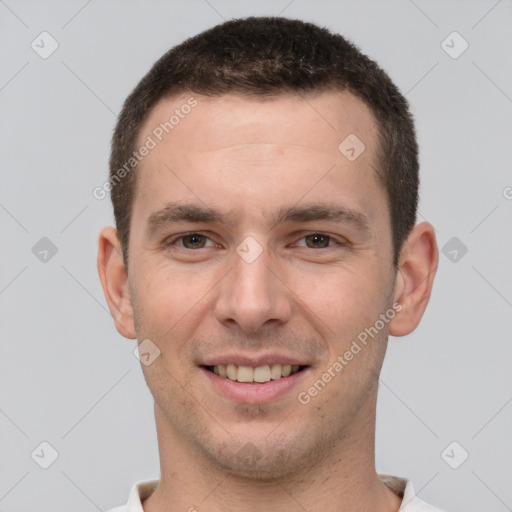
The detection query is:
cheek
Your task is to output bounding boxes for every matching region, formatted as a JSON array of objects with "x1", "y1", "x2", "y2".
[
  {"x1": 133, "y1": 260, "x2": 199, "y2": 319},
  {"x1": 288, "y1": 263, "x2": 388, "y2": 346},
  {"x1": 130, "y1": 265, "x2": 179, "y2": 338},
  {"x1": 294, "y1": 268, "x2": 390, "y2": 415},
  {"x1": 130, "y1": 261, "x2": 219, "y2": 359}
]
